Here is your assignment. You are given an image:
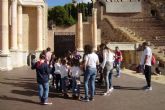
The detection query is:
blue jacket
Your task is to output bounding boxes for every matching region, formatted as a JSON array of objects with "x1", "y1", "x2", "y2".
[{"x1": 35, "y1": 61, "x2": 50, "y2": 84}]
